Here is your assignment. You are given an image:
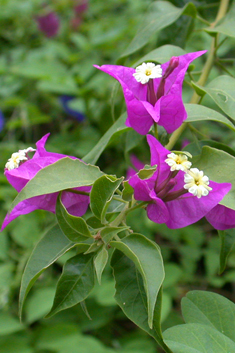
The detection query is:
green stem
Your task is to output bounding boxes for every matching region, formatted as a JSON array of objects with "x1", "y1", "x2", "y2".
[
  {"x1": 113, "y1": 196, "x2": 129, "y2": 203},
  {"x1": 109, "y1": 201, "x2": 148, "y2": 227},
  {"x1": 165, "y1": 0, "x2": 230, "y2": 150},
  {"x1": 154, "y1": 122, "x2": 158, "y2": 139},
  {"x1": 65, "y1": 189, "x2": 90, "y2": 196}
]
